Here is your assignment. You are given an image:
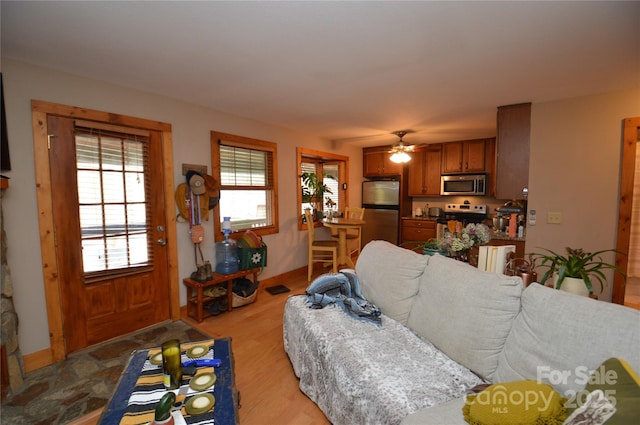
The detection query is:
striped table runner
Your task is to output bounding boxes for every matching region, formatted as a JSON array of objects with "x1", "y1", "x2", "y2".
[{"x1": 119, "y1": 340, "x2": 216, "y2": 425}]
